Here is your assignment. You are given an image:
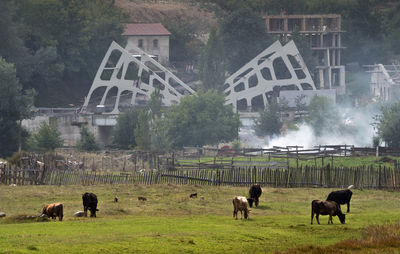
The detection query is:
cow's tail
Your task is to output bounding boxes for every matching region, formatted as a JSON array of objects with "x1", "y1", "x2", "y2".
[{"x1": 347, "y1": 185, "x2": 354, "y2": 190}]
